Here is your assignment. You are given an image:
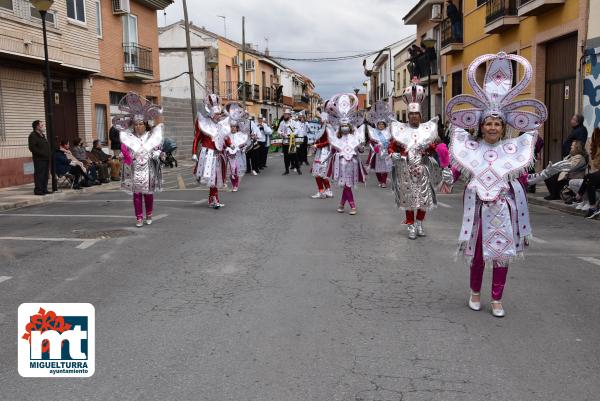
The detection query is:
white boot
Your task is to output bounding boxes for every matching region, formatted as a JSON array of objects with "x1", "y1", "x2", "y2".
[
  {"x1": 325, "y1": 188, "x2": 333, "y2": 198},
  {"x1": 407, "y1": 224, "x2": 417, "y2": 240},
  {"x1": 415, "y1": 220, "x2": 426, "y2": 237}
]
